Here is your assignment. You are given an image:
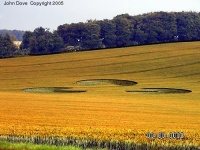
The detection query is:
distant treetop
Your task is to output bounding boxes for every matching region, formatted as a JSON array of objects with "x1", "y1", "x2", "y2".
[{"x1": 0, "y1": 29, "x2": 25, "y2": 41}]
